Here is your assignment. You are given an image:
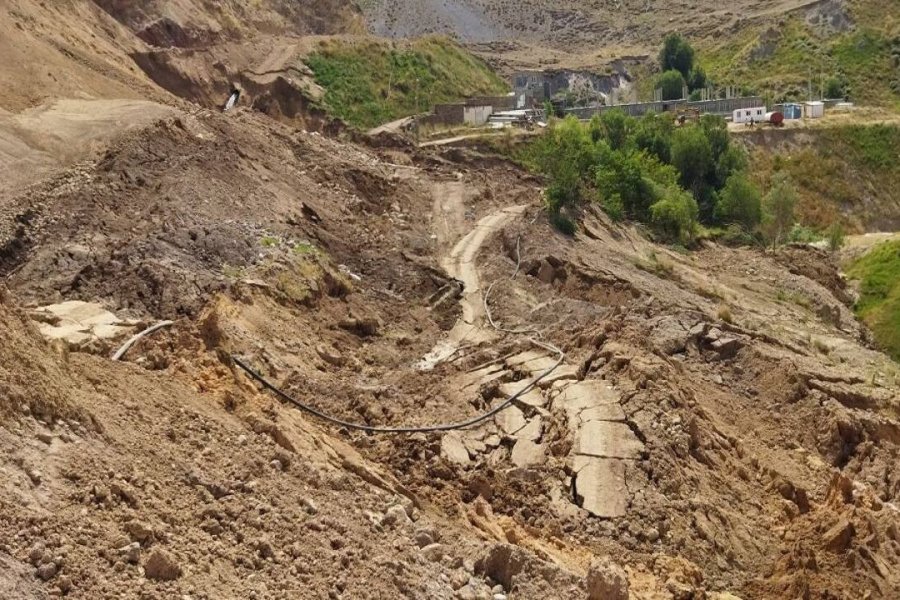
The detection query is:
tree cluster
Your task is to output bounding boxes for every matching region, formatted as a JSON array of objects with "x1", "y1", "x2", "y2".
[
  {"x1": 523, "y1": 110, "x2": 804, "y2": 249},
  {"x1": 658, "y1": 34, "x2": 708, "y2": 101}
]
